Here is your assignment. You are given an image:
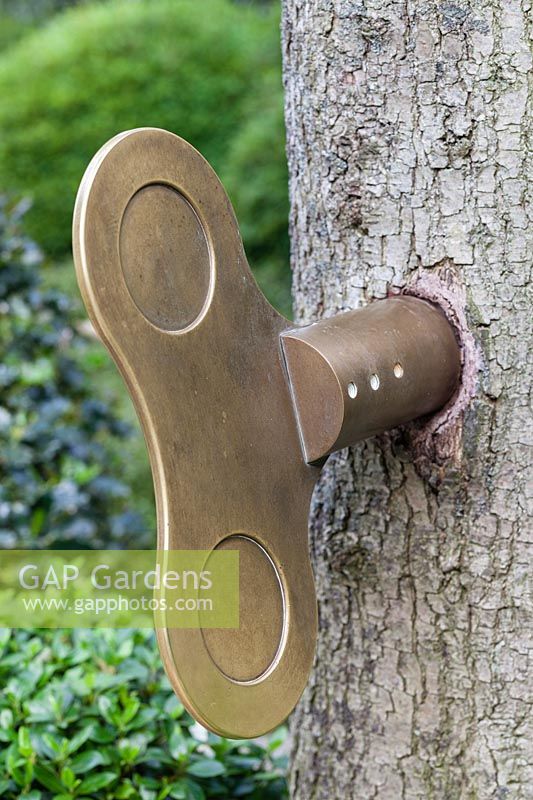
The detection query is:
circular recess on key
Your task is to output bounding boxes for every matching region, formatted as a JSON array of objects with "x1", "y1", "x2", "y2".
[
  {"x1": 202, "y1": 535, "x2": 286, "y2": 684},
  {"x1": 120, "y1": 184, "x2": 212, "y2": 331}
]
